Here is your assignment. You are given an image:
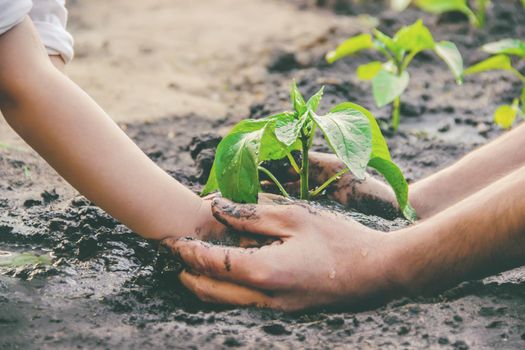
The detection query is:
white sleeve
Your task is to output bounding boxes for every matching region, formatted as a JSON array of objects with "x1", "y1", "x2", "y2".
[
  {"x1": 29, "y1": 0, "x2": 74, "y2": 63},
  {"x1": 0, "y1": 0, "x2": 33, "y2": 35}
]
